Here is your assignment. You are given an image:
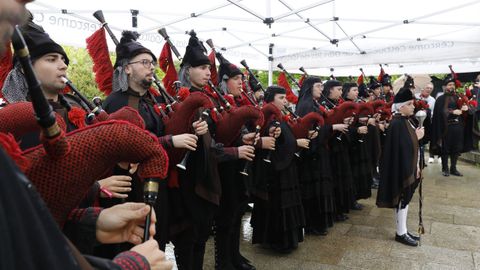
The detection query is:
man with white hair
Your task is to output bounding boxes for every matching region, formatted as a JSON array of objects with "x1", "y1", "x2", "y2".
[{"x1": 415, "y1": 83, "x2": 438, "y2": 164}]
